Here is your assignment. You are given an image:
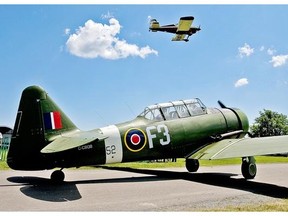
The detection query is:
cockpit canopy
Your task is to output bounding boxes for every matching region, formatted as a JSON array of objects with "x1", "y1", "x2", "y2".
[{"x1": 139, "y1": 98, "x2": 207, "y2": 121}]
